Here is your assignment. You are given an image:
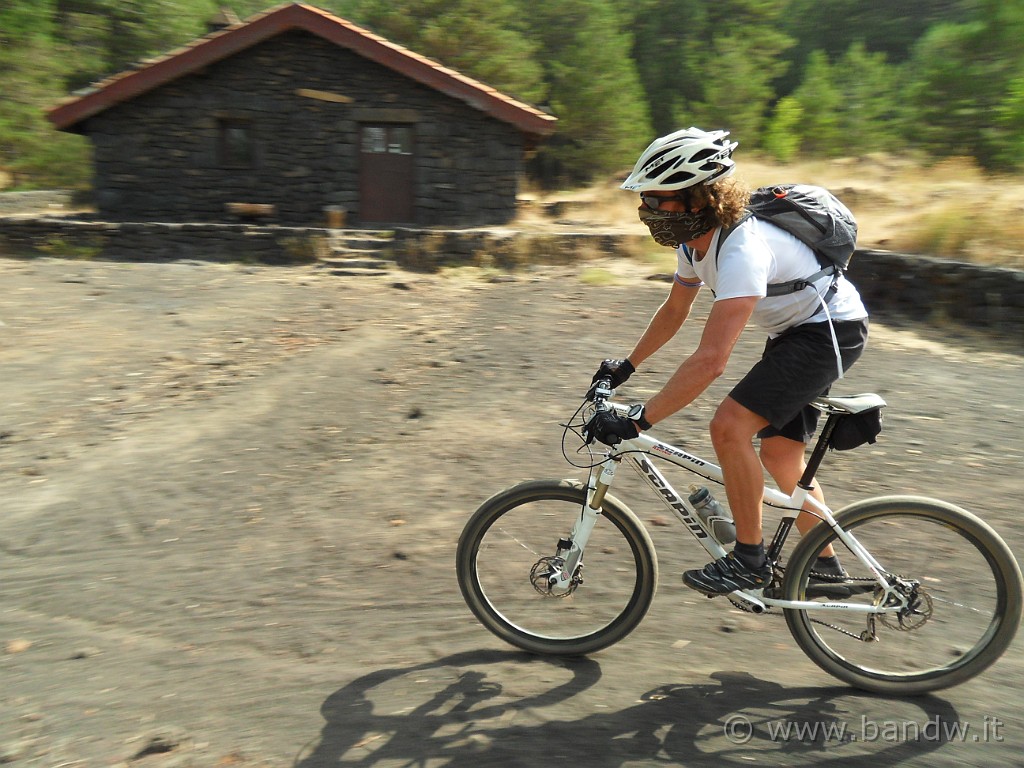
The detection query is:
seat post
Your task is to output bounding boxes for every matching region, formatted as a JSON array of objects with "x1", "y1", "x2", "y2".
[
  {"x1": 765, "y1": 410, "x2": 841, "y2": 566},
  {"x1": 798, "y1": 412, "x2": 842, "y2": 491}
]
